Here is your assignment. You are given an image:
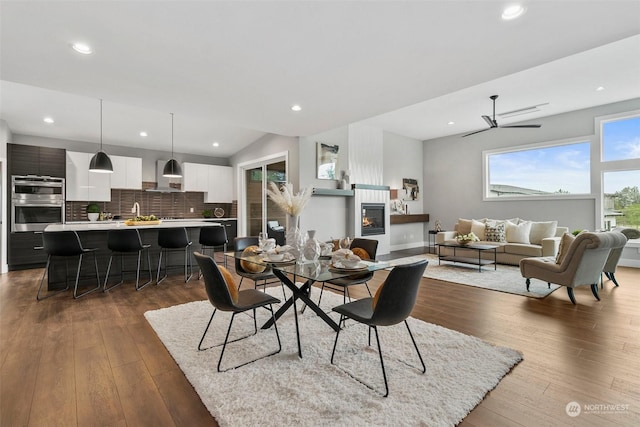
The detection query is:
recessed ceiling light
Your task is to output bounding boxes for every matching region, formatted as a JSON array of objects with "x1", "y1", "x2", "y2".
[
  {"x1": 291, "y1": 104, "x2": 302, "y2": 112},
  {"x1": 212, "y1": 142, "x2": 220, "y2": 147},
  {"x1": 501, "y1": 4, "x2": 526, "y2": 20},
  {"x1": 447, "y1": 121, "x2": 455, "y2": 125},
  {"x1": 139, "y1": 131, "x2": 148, "y2": 137},
  {"x1": 71, "y1": 42, "x2": 93, "y2": 55},
  {"x1": 43, "y1": 117, "x2": 54, "y2": 124},
  {"x1": 596, "y1": 86, "x2": 605, "y2": 92}
]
